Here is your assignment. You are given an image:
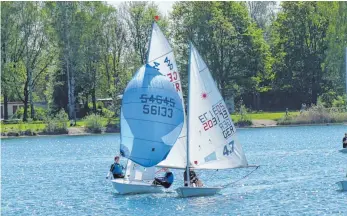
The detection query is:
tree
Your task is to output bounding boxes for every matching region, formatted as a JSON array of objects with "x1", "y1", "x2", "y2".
[
  {"x1": 1, "y1": 2, "x2": 54, "y2": 121},
  {"x1": 270, "y1": 2, "x2": 330, "y2": 108},
  {"x1": 319, "y1": 2, "x2": 347, "y2": 95},
  {"x1": 171, "y1": 1, "x2": 273, "y2": 109},
  {"x1": 120, "y1": 2, "x2": 164, "y2": 66}
]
